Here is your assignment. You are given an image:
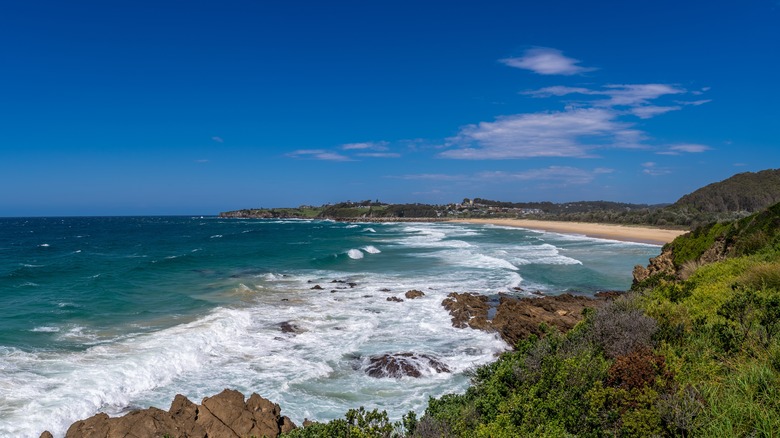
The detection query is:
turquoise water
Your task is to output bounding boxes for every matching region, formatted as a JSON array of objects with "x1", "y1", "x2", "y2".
[{"x1": 0, "y1": 217, "x2": 660, "y2": 437}]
